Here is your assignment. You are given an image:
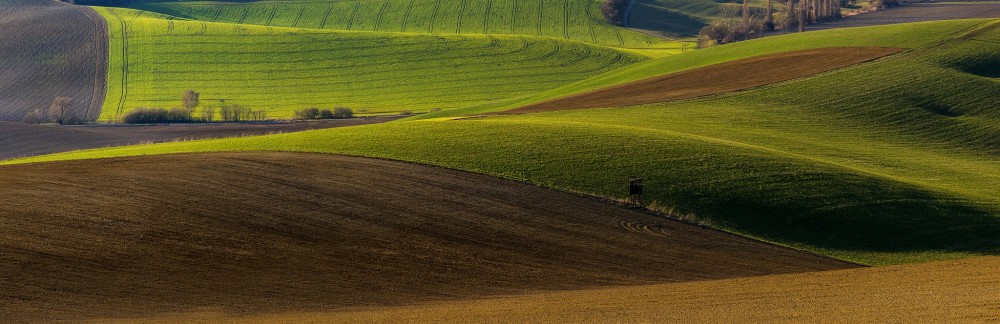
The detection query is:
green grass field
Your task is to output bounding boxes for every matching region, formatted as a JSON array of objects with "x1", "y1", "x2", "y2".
[
  {"x1": 627, "y1": 0, "x2": 786, "y2": 37},
  {"x1": 128, "y1": 0, "x2": 678, "y2": 48},
  {"x1": 14, "y1": 18, "x2": 999, "y2": 265},
  {"x1": 95, "y1": 7, "x2": 650, "y2": 121},
  {"x1": 418, "y1": 18, "x2": 988, "y2": 118}
]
